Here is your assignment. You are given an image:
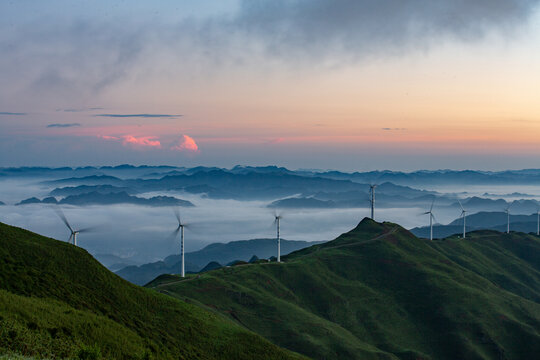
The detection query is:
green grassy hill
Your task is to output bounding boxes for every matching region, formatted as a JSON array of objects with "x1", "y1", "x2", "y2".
[
  {"x1": 0, "y1": 222, "x2": 305, "y2": 360},
  {"x1": 148, "y1": 218, "x2": 540, "y2": 360}
]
